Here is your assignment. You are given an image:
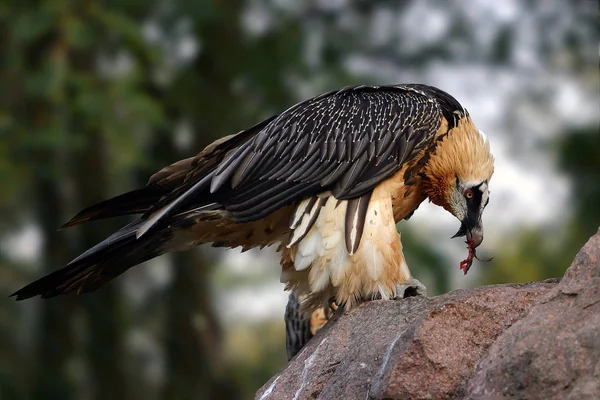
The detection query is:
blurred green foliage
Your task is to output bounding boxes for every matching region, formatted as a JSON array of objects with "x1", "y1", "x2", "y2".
[{"x1": 0, "y1": 1, "x2": 597, "y2": 399}]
